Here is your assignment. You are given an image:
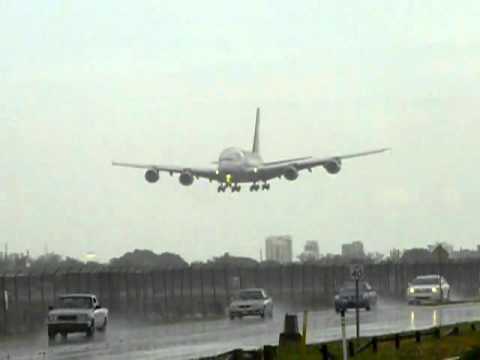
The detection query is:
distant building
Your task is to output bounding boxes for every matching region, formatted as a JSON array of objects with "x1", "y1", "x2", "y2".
[
  {"x1": 341, "y1": 241, "x2": 365, "y2": 259},
  {"x1": 265, "y1": 235, "x2": 292, "y2": 263},
  {"x1": 298, "y1": 241, "x2": 320, "y2": 262}
]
